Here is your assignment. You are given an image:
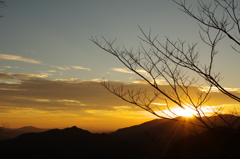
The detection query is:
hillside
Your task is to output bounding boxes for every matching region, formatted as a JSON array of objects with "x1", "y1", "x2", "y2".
[
  {"x1": 0, "y1": 126, "x2": 137, "y2": 159},
  {"x1": 1, "y1": 115, "x2": 240, "y2": 159}
]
